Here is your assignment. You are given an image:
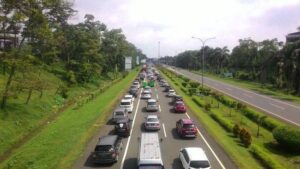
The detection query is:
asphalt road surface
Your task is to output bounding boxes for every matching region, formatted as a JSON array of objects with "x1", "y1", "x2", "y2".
[
  {"x1": 165, "y1": 65, "x2": 300, "y2": 127},
  {"x1": 72, "y1": 77, "x2": 238, "y2": 169}
]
